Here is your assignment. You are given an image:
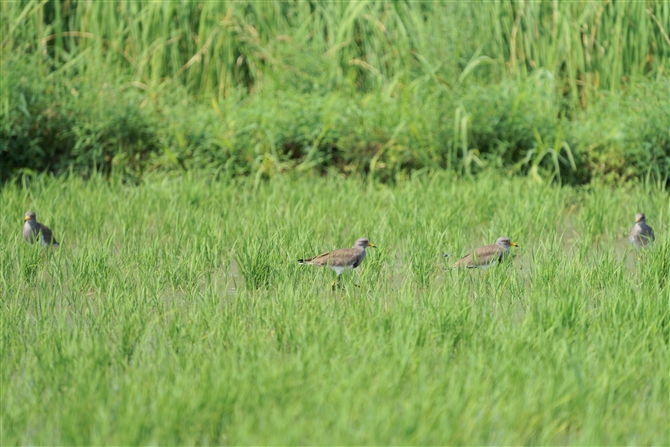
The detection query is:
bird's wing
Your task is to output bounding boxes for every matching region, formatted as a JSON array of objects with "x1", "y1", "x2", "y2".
[
  {"x1": 299, "y1": 247, "x2": 360, "y2": 267},
  {"x1": 298, "y1": 251, "x2": 332, "y2": 266},
  {"x1": 40, "y1": 223, "x2": 58, "y2": 245},
  {"x1": 455, "y1": 244, "x2": 501, "y2": 268},
  {"x1": 329, "y1": 247, "x2": 362, "y2": 268},
  {"x1": 323, "y1": 247, "x2": 360, "y2": 267},
  {"x1": 453, "y1": 253, "x2": 473, "y2": 268},
  {"x1": 477, "y1": 244, "x2": 503, "y2": 263}
]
